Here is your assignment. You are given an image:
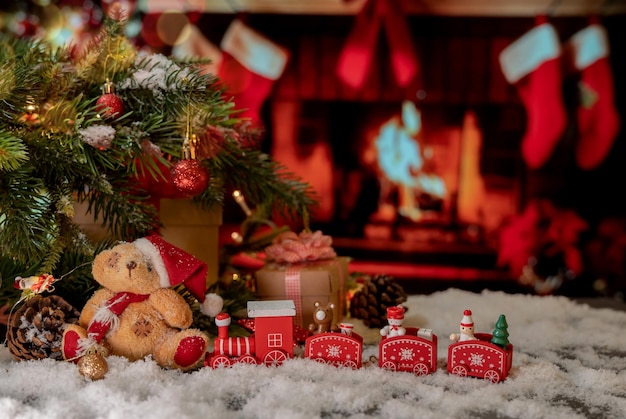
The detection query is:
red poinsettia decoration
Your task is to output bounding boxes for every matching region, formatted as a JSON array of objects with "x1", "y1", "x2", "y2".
[
  {"x1": 497, "y1": 199, "x2": 588, "y2": 278},
  {"x1": 584, "y1": 217, "x2": 626, "y2": 294}
]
